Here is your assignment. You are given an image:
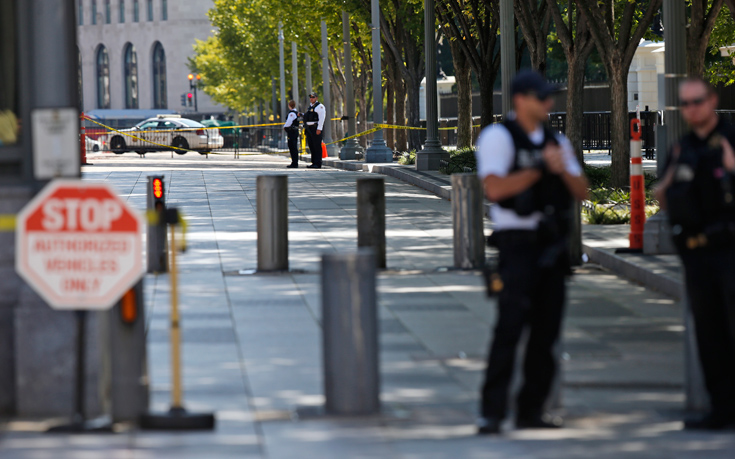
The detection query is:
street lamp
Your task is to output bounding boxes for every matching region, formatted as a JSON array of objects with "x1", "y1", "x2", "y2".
[{"x1": 187, "y1": 73, "x2": 200, "y2": 112}]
